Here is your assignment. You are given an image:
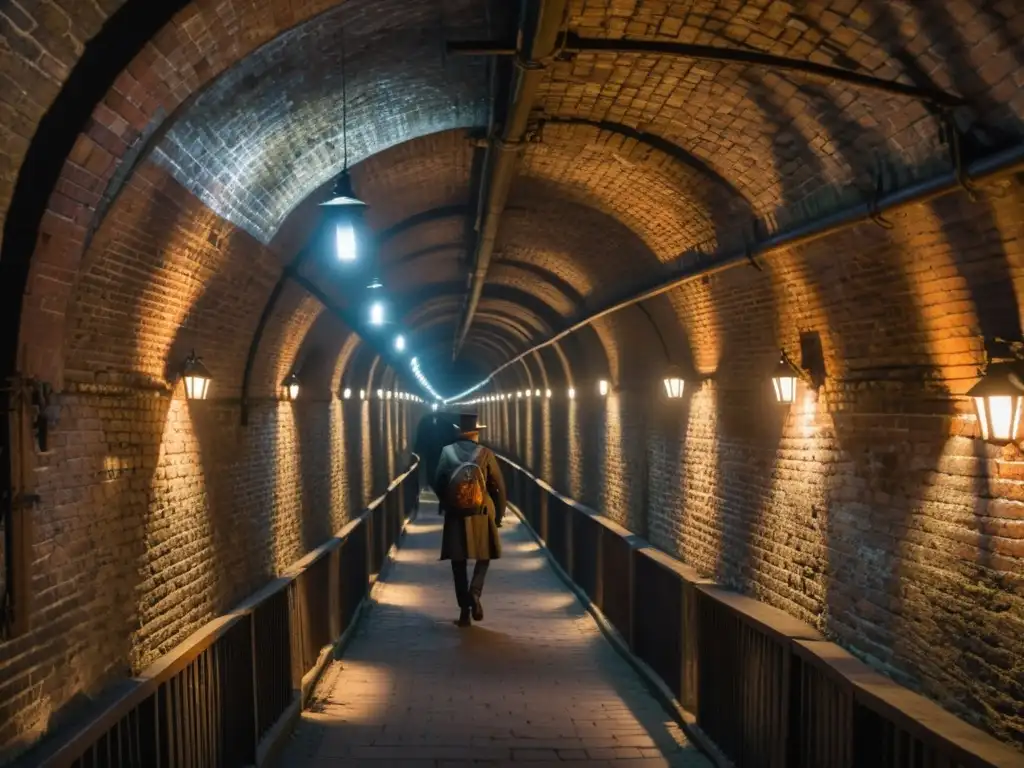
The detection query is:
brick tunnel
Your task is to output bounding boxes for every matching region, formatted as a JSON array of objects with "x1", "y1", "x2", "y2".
[{"x1": 1, "y1": 0, "x2": 1023, "y2": 766}]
